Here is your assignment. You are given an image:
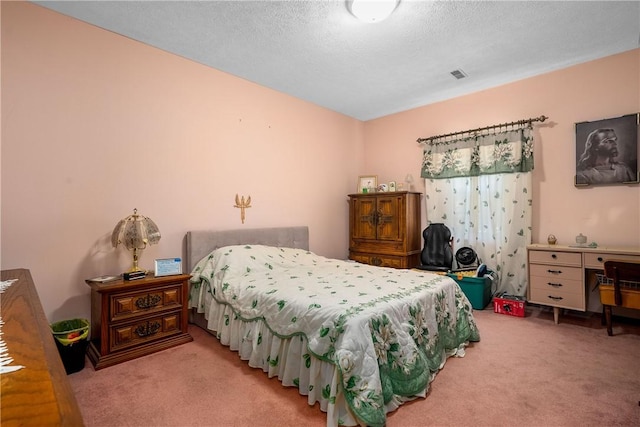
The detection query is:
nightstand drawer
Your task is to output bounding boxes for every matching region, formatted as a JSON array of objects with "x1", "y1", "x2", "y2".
[
  {"x1": 111, "y1": 284, "x2": 182, "y2": 321},
  {"x1": 110, "y1": 311, "x2": 182, "y2": 353},
  {"x1": 529, "y1": 250, "x2": 582, "y2": 266}
]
